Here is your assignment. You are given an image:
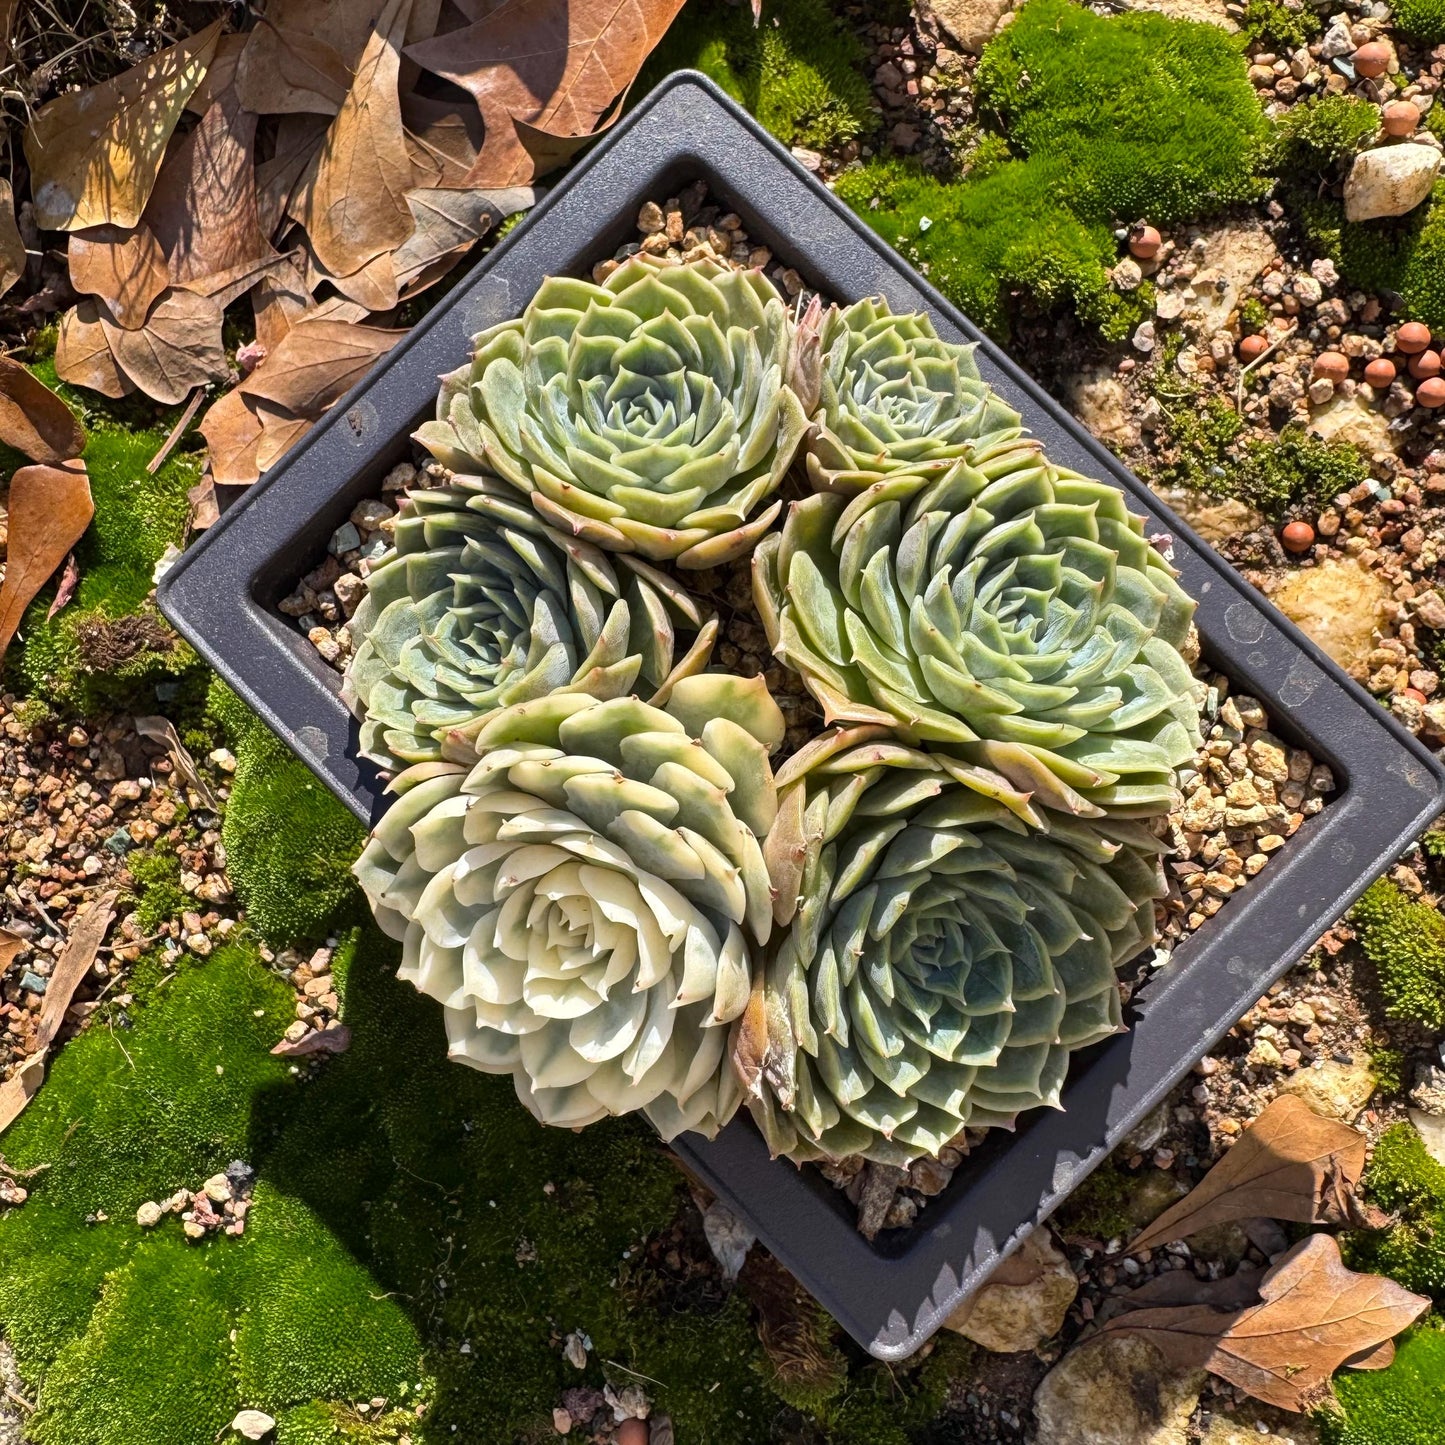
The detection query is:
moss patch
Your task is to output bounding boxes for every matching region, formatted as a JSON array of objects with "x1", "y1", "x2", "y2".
[
  {"x1": 1351, "y1": 879, "x2": 1445, "y2": 1031},
  {"x1": 1269, "y1": 94, "x2": 1380, "y2": 177},
  {"x1": 1322, "y1": 1325, "x2": 1445, "y2": 1444},
  {"x1": 208, "y1": 680, "x2": 367, "y2": 948},
  {"x1": 1346, "y1": 1124, "x2": 1445, "y2": 1305},
  {"x1": 643, "y1": 0, "x2": 873, "y2": 151},
  {"x1": 1391, "y1": 0, "x2": 1445, "y2": 43}
]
